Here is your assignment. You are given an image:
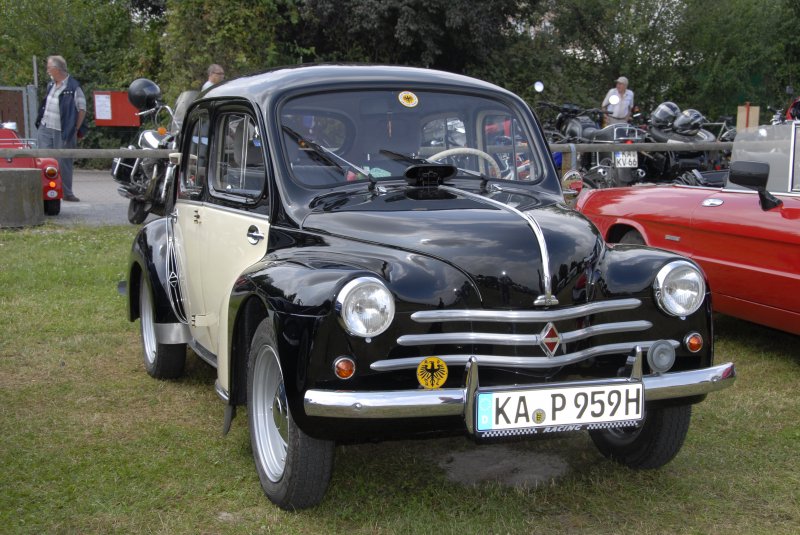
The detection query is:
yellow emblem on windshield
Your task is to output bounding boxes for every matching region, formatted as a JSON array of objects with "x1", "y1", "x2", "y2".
[
  {"x1": 416, "y1": 357, "x2": 448, "y2": 389},
  {"x1": 398, "y1": 91, "x2": 419, "y2": 108}
]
